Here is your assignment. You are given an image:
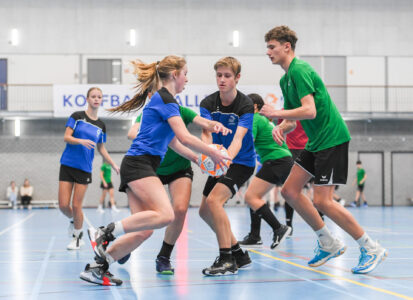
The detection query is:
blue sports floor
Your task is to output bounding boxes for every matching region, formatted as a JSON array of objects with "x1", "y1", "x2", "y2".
[{"x1": 0, "y1": 206, "x2": 412, "y2": 300}]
